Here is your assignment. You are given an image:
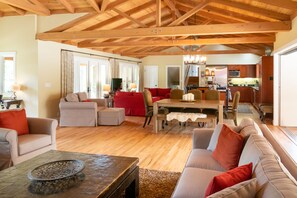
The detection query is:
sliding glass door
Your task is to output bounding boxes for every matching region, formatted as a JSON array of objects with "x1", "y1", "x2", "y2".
[
  {"x1": 119, "y1": 62, "x2": 139, "y2": 92},
  {"x1": 74, "y1": 56, "x2": 110, "y2": 98}
]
